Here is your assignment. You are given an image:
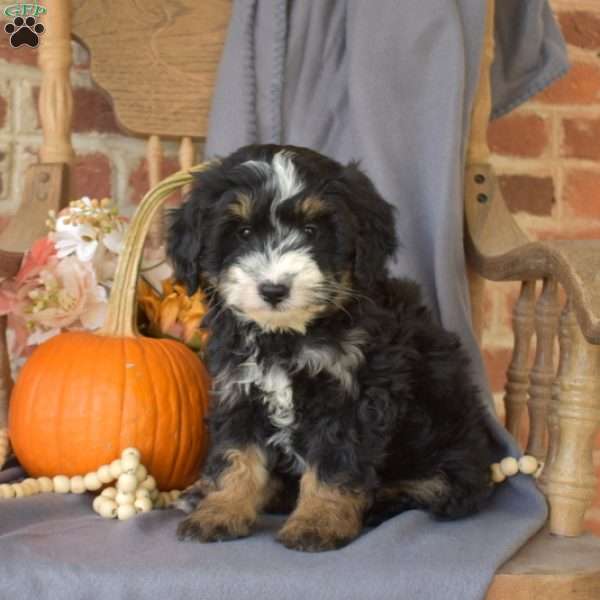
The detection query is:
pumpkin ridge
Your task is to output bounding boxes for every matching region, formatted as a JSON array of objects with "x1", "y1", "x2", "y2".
[
  {"x1": 179, "y1": 345, "x2": 207, "y2": 484},
  {"x1": 138, "y1": 337, "x2": 161, "y2": 484},
  {"x1": 56, "y1": 335, "x2": 80, "y2": 475},
  {"x1": 171, "y1": 342, "x2": 202, "y2": 487},
  {"x1": 156, "y1": 339, "x2": 185, "y2": 489}
]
